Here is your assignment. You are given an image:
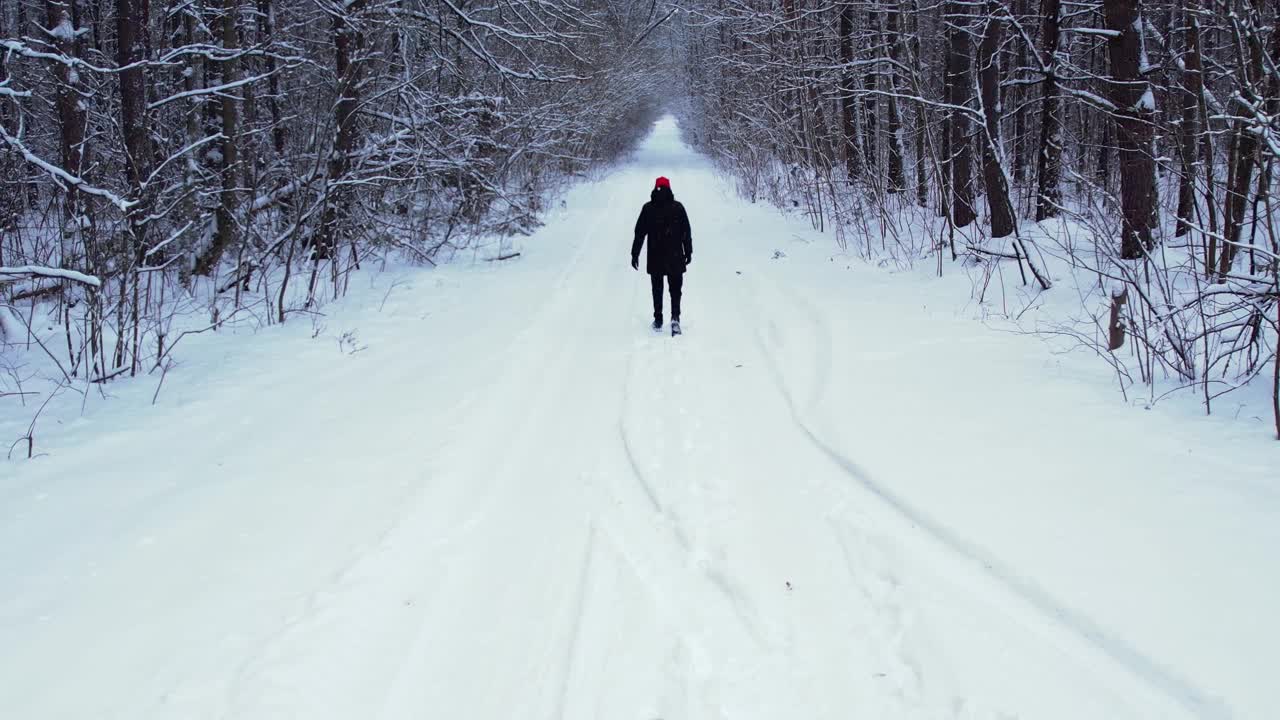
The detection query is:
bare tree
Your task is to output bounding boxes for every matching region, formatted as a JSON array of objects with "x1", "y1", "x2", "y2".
[
  {"x1": 945, "y1": 0, "x2": 977, "y2": 228},
  {"x1": 1034, "y1": 0, "x2": 1063, "y2": 220},
  {"x1": 839, "y1": 1, "x2": 863, "y2": 179},
  {"x1": 978, "y1": 0, "x2": 1015, "y2": 238},
  {"x1": 1105, "y1": 0, "x2": 1156, "y2": 260},
  {"x1": 884, "y1": 2, "x2": 907, "y2": 194}
]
